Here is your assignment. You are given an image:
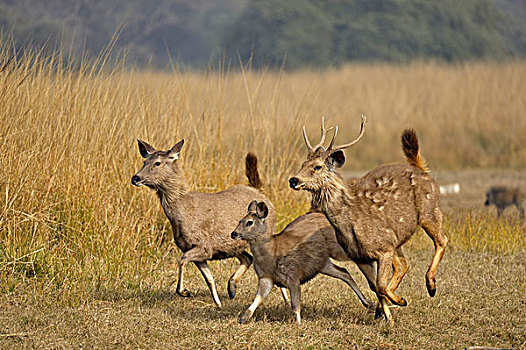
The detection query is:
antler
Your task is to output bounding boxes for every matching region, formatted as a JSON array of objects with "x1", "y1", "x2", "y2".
[
  {"x1": 302, "y1": 116, "x2": 334, "y2": 152},
  {"x1": 329, "y1": 114, "x2": 367, "y2": 151}
]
